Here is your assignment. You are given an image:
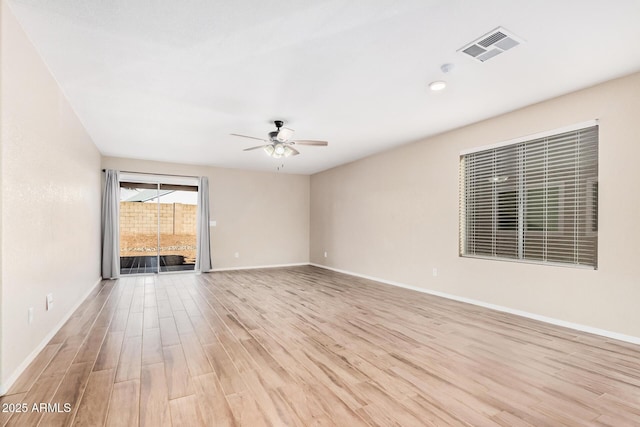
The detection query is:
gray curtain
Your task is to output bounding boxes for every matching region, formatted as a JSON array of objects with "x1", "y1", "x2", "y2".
[
  {"x1": 195, "y1": 176, "x2": 212, "y2": 272},
  {"x1": 101, "y1": 169, "x2": 120, "y2": 279}
]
